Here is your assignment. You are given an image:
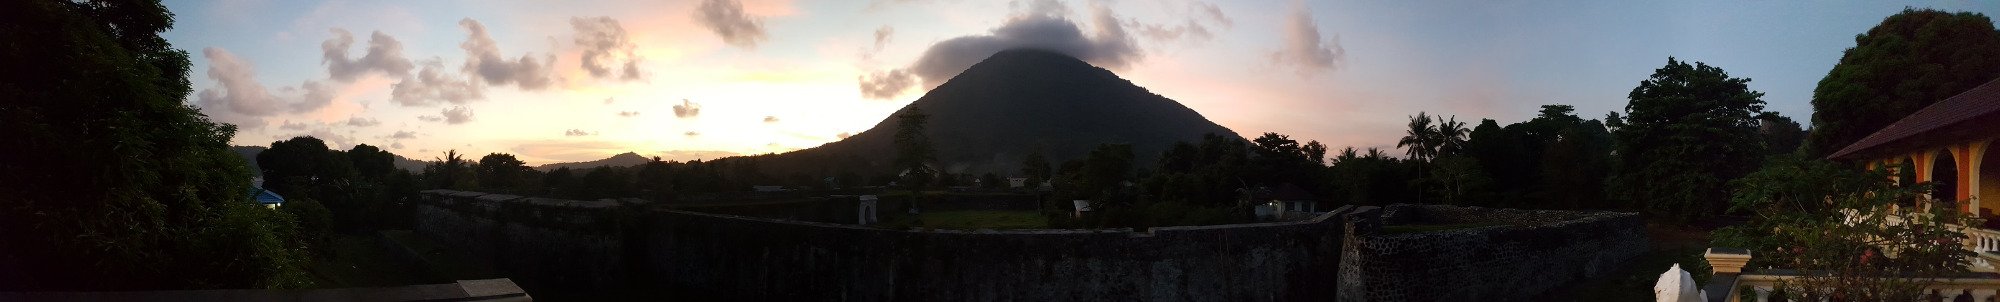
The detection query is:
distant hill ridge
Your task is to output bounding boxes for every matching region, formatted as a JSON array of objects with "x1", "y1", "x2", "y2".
[
  {"x1": 750, "y1": 48, "x2": 1241, "y2": 175},
  {"x1": 534, "y1": 152, "x2": 652, "y2": 171}
]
